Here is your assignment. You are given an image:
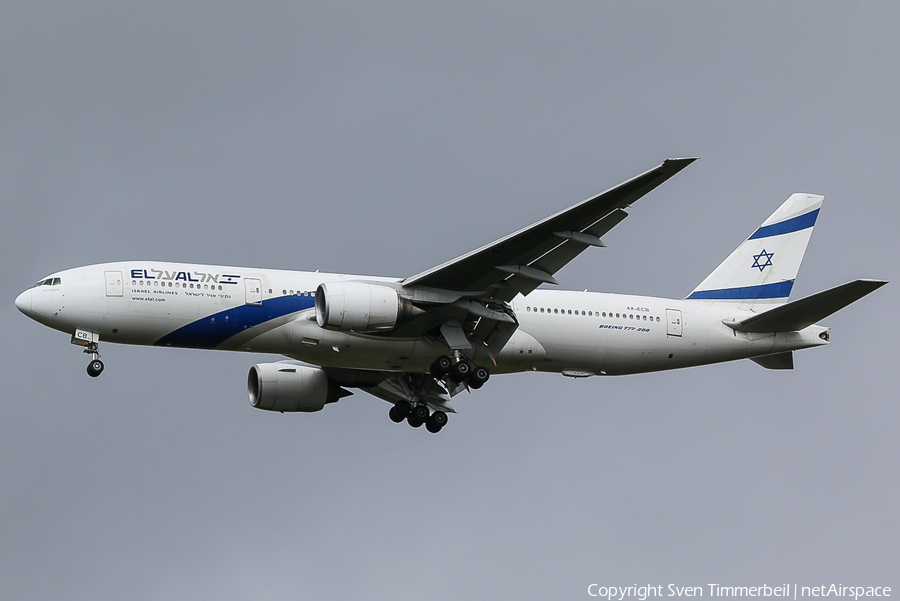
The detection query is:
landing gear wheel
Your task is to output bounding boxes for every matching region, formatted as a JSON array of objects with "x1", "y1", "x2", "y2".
[
  {"x1": 449, "y1": 360, "x2": 471, "y2": 383},
  {"x1": 393, "y1": 400, "x2": 411, "y2": 419},
  {"x1": 388, "y1": 405, "x2": 405, "y2": 423},
  {"x1": 430, "y1": 355, "x2": 452, "y2": 379},
  {"x1": 426, "y1": 410, "x2": 447, "y2": 433},
  {"x1": 467, "y1": 365, "x2": 490, "y2": 389},
  {"x1": 87, "y1": 359, "x2": 104, "y2": 378},
  {"x1": 407, "y1": 403, "x2": 429, "y2": 428},
  {"x1": 412, "y1": 404, "x2": 430, "y2": 421}
]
